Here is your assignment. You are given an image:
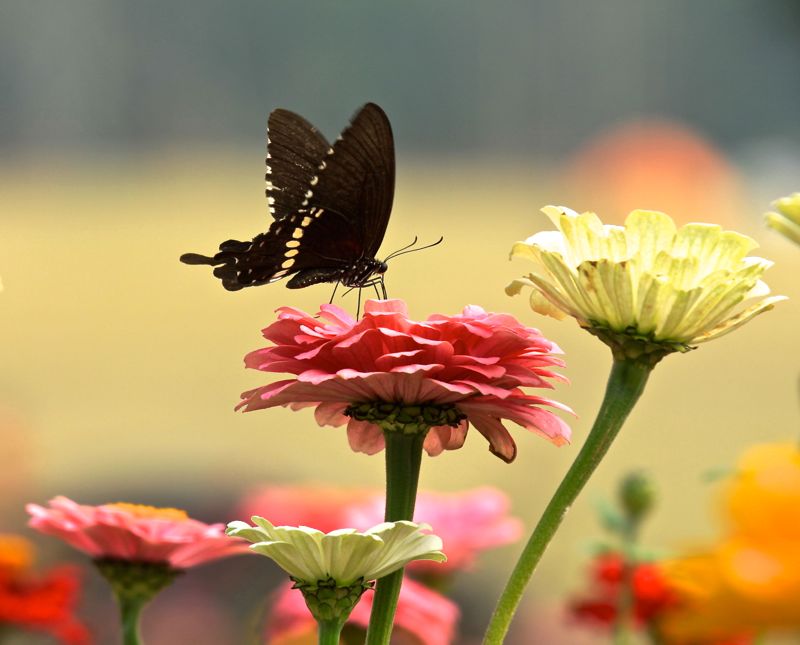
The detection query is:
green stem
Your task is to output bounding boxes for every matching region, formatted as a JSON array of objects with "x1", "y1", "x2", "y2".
[
  {"x1": 118, "y1": 593, "x2": 147, "y2": 645},
  {"x1": 317, "y1": 617, "x2": 347, "y2": 645},
  {"x1": 614, "y1": 523, "x2": 639, "y2": 645},
  {"x1": 365, "y1": 431, "x2": 426, "y2": 645},
  {"x1": 483, "y1": 357, "x2": 653, "y2": 644}
]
